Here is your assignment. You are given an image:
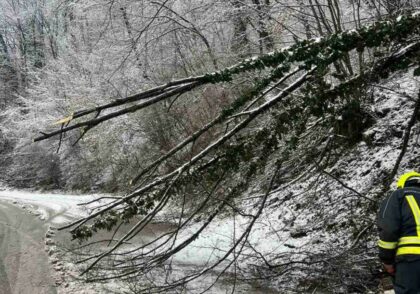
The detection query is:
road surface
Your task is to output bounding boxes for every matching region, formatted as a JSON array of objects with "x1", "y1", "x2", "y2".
[
  {"x1": 0, "y1": 190, "x2": 280, "y2": 293},
  {"x1": 0, "y1": 201, "x2": 56, "y2": 294}
]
